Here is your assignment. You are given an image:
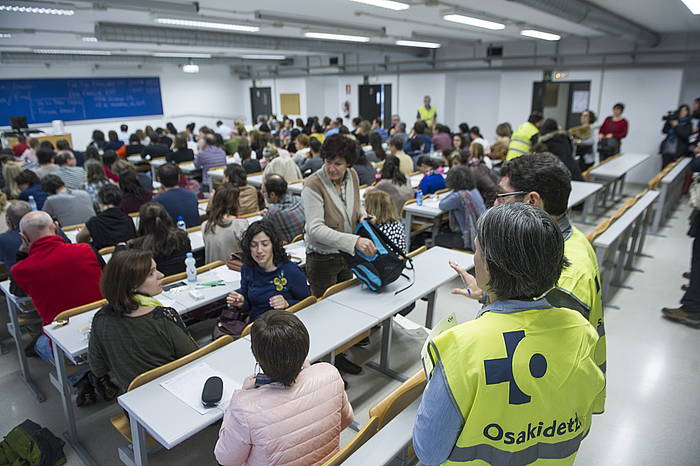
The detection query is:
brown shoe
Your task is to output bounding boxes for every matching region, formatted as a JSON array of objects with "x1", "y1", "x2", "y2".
[
  {"x1": 662, "y1": 307, "x2": 700, "y2": 328},
  {"x1": 683, "y1": 272, "x2": 691, "y2": 279}
]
